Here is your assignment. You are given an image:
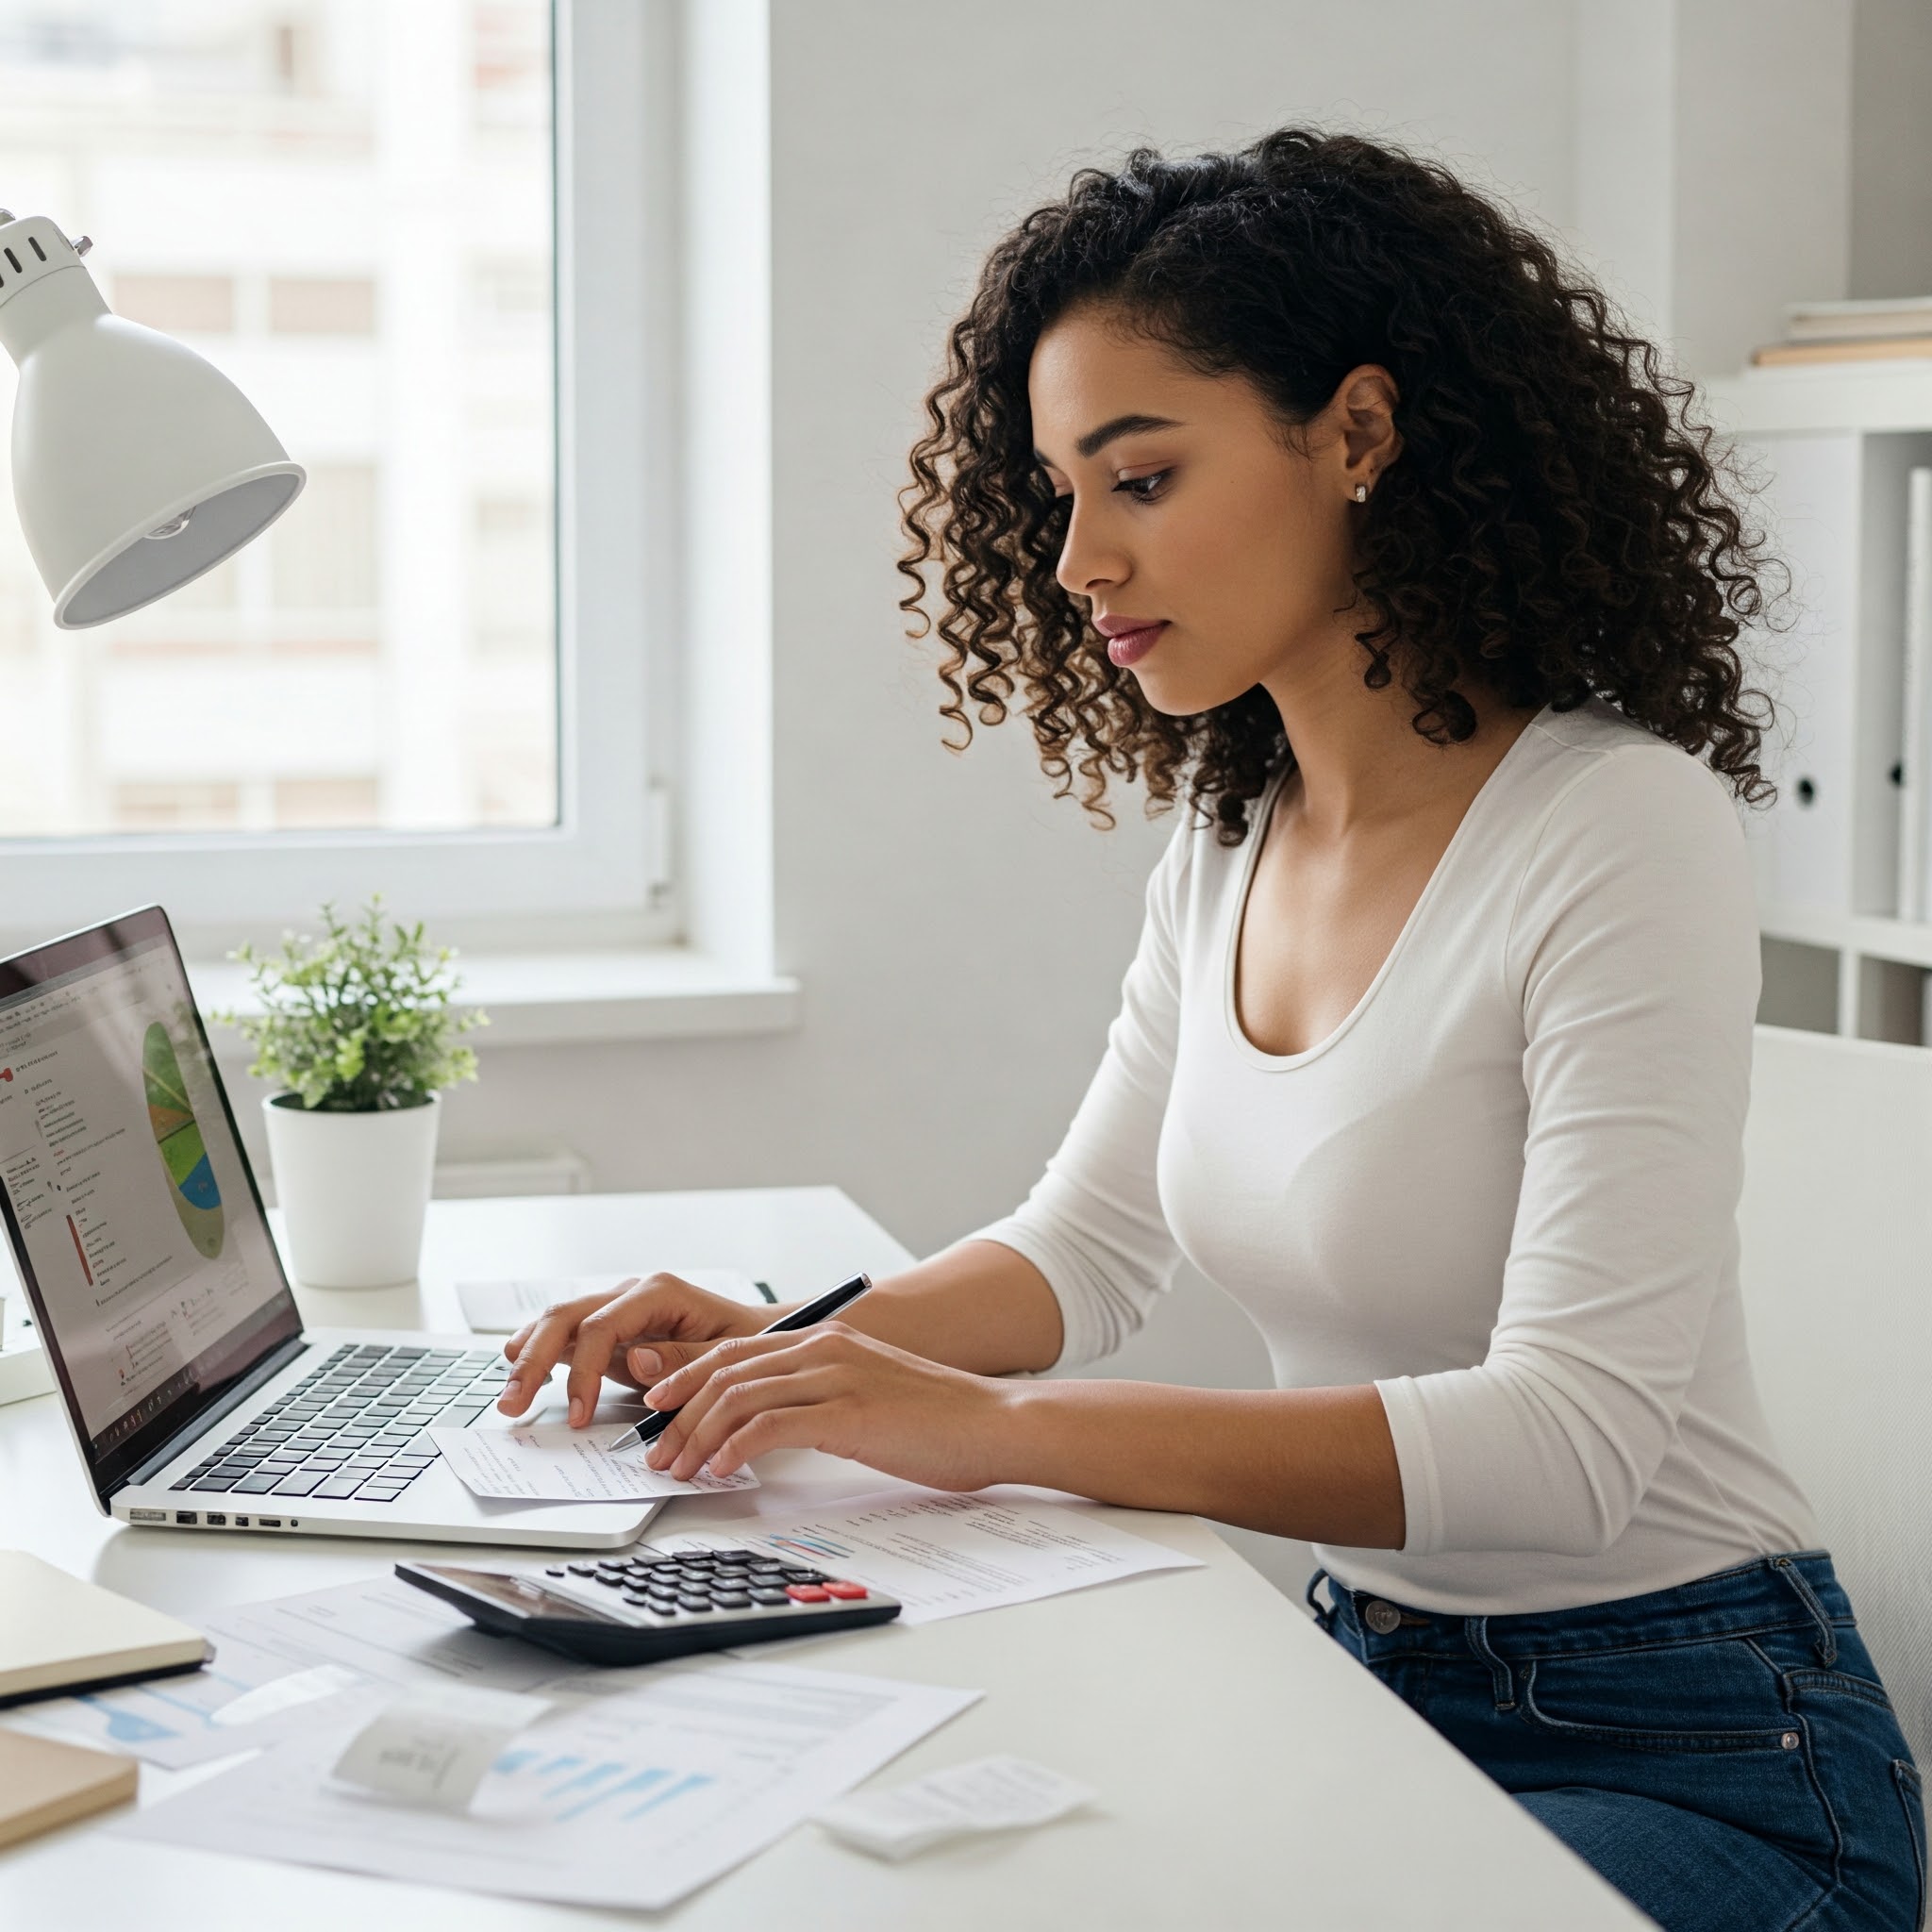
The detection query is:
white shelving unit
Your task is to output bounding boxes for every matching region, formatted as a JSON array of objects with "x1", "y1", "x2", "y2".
[{"x1": 1697, "y1": 360, "x2": 1932, "y2": 1046}]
